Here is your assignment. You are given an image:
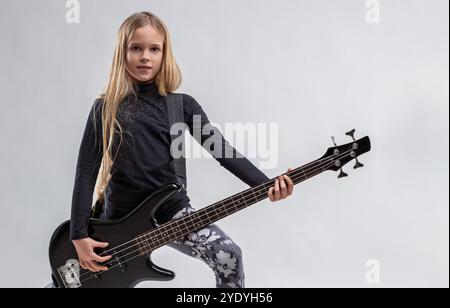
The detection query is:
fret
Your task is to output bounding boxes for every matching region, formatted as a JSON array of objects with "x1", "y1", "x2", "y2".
[
  {"x1": 240, "y1": 192, "x2": 249, "y2": 207},
  {"x1": 204, "y1": 210, "x2": 213, "y2": 225},
  {"x1": 135, "y1": 237, "x2": 142, "y2": 254},
  {"x1": 300, "y1": 167, "x2": 307, "y2": 182},
  {"x1": 235, "y1": 193, "x2": 247, "y2": 209},
  {"x1": 185, "y1": 212, "x2": 195, "y2": 230},
  {"x1": 202, "y1": 209, "x2": 211, "y2": 225},
  {"x1": 147, "y1": 232, "x2": 155, "y2": 250},
  {"x1": 141, "y1": 233, "x2": 151, "y2": 251},
  {"x1": 215, "y1": 201, "x2": 227, "y2": 216},
  {"x1": 185, "y1": 212, "x2": 200, "y2": 230},
  {"x1": 251, "y1": 188, "x2": 258, "y2": 203},
  {"x1": 179, "y1": 216, "x2": 191, "y2": 236},
  {"x1": 240, "y1": 193, "x2": 249, "y2": 206},
  {"x1": 229, "y1": 195, "x2": 238, "y2": 212},
  {"x1": 214, "y1": 207, "x2": 222, "y2": 219},
  {"x1": 171, "y1": 221, "x2": 183, "y2": 239},
  {"x1": 205, "y1": 206, "x2": 219, "y2": 221},
  {"x1": 245, "y1": 188, "x2": 258, "y2": 203},
  {"x1": 192, "y1": 212, "x2": 203, "y2": 229},
  {"x1": 159, "y1": 224, "x2": 170, "y2": 239},
  {"x1": 152, "y1": 229, "x2": 163, "y2": 247},
  {"x1": 226, "y1": 204, "x2": 239, "y2": 216},
  {"x1": 135, "y1": 235, "x2": 146, "y2": 255},
  {"x1": 140, "y1": 234, "x2": 149, "y2": 253},
  {"x1": 254, "y1": 186, "x2": 266, "y2": 202}
]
